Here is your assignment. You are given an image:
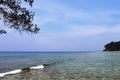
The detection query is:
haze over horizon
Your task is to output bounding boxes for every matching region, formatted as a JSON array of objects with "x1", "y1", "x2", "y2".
[{"x1": 0, "y1": 0, "x2": 120, "y2": 51}]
